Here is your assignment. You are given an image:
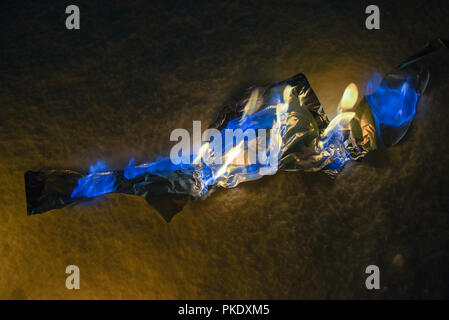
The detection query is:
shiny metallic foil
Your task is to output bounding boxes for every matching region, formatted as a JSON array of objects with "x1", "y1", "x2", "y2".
[{"x1": 25, "y1": 39, "x2": 444, "y2": 221}]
